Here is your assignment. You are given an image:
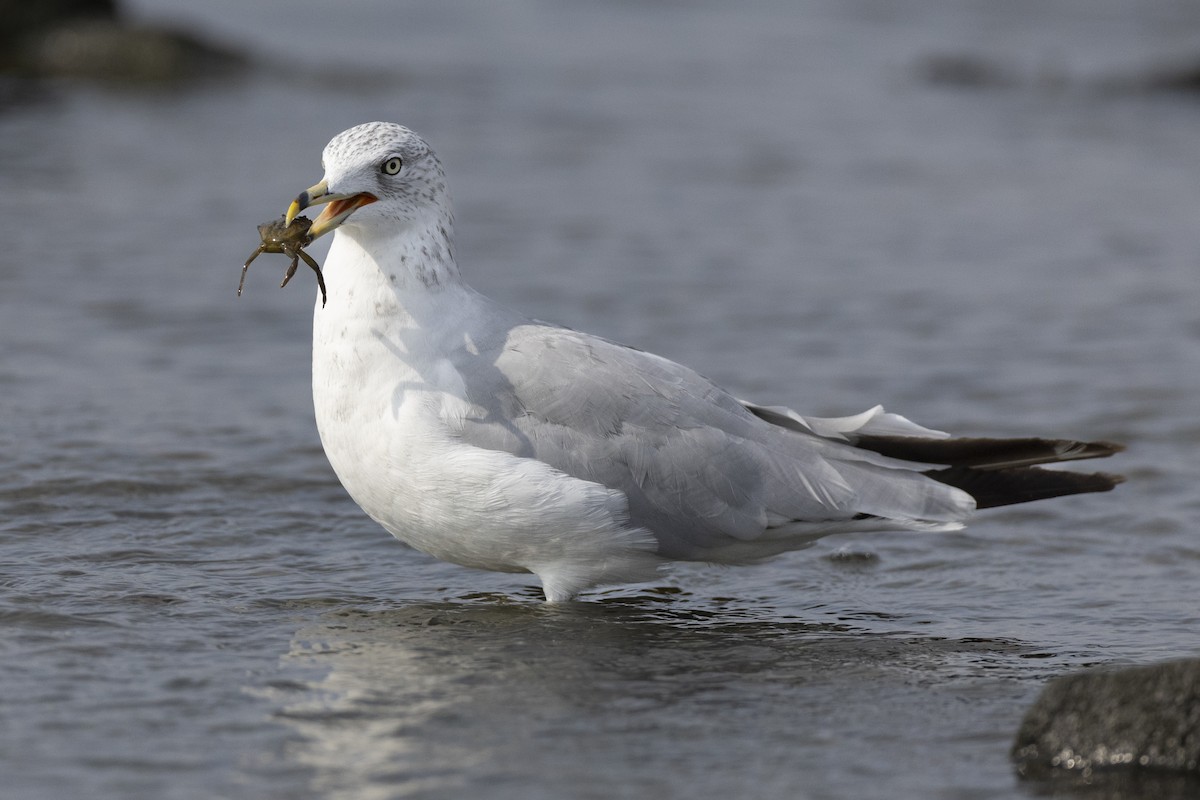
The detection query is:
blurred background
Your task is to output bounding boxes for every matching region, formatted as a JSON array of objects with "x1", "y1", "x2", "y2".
[{"x1": 2, "y1": 1, "x2": 1199, "y2": 798}]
